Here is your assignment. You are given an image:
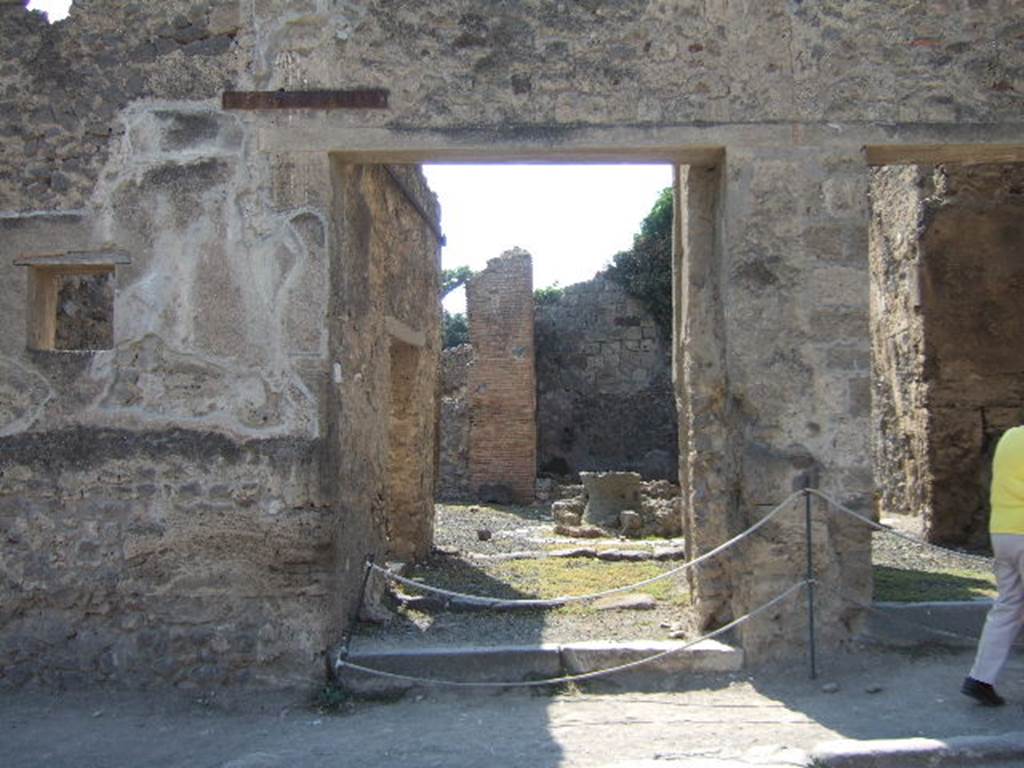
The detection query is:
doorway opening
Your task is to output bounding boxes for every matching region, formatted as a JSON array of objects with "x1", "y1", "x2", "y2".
[{"x1": 870, "y1": 162, "x2": 1024, "y2": 549}]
